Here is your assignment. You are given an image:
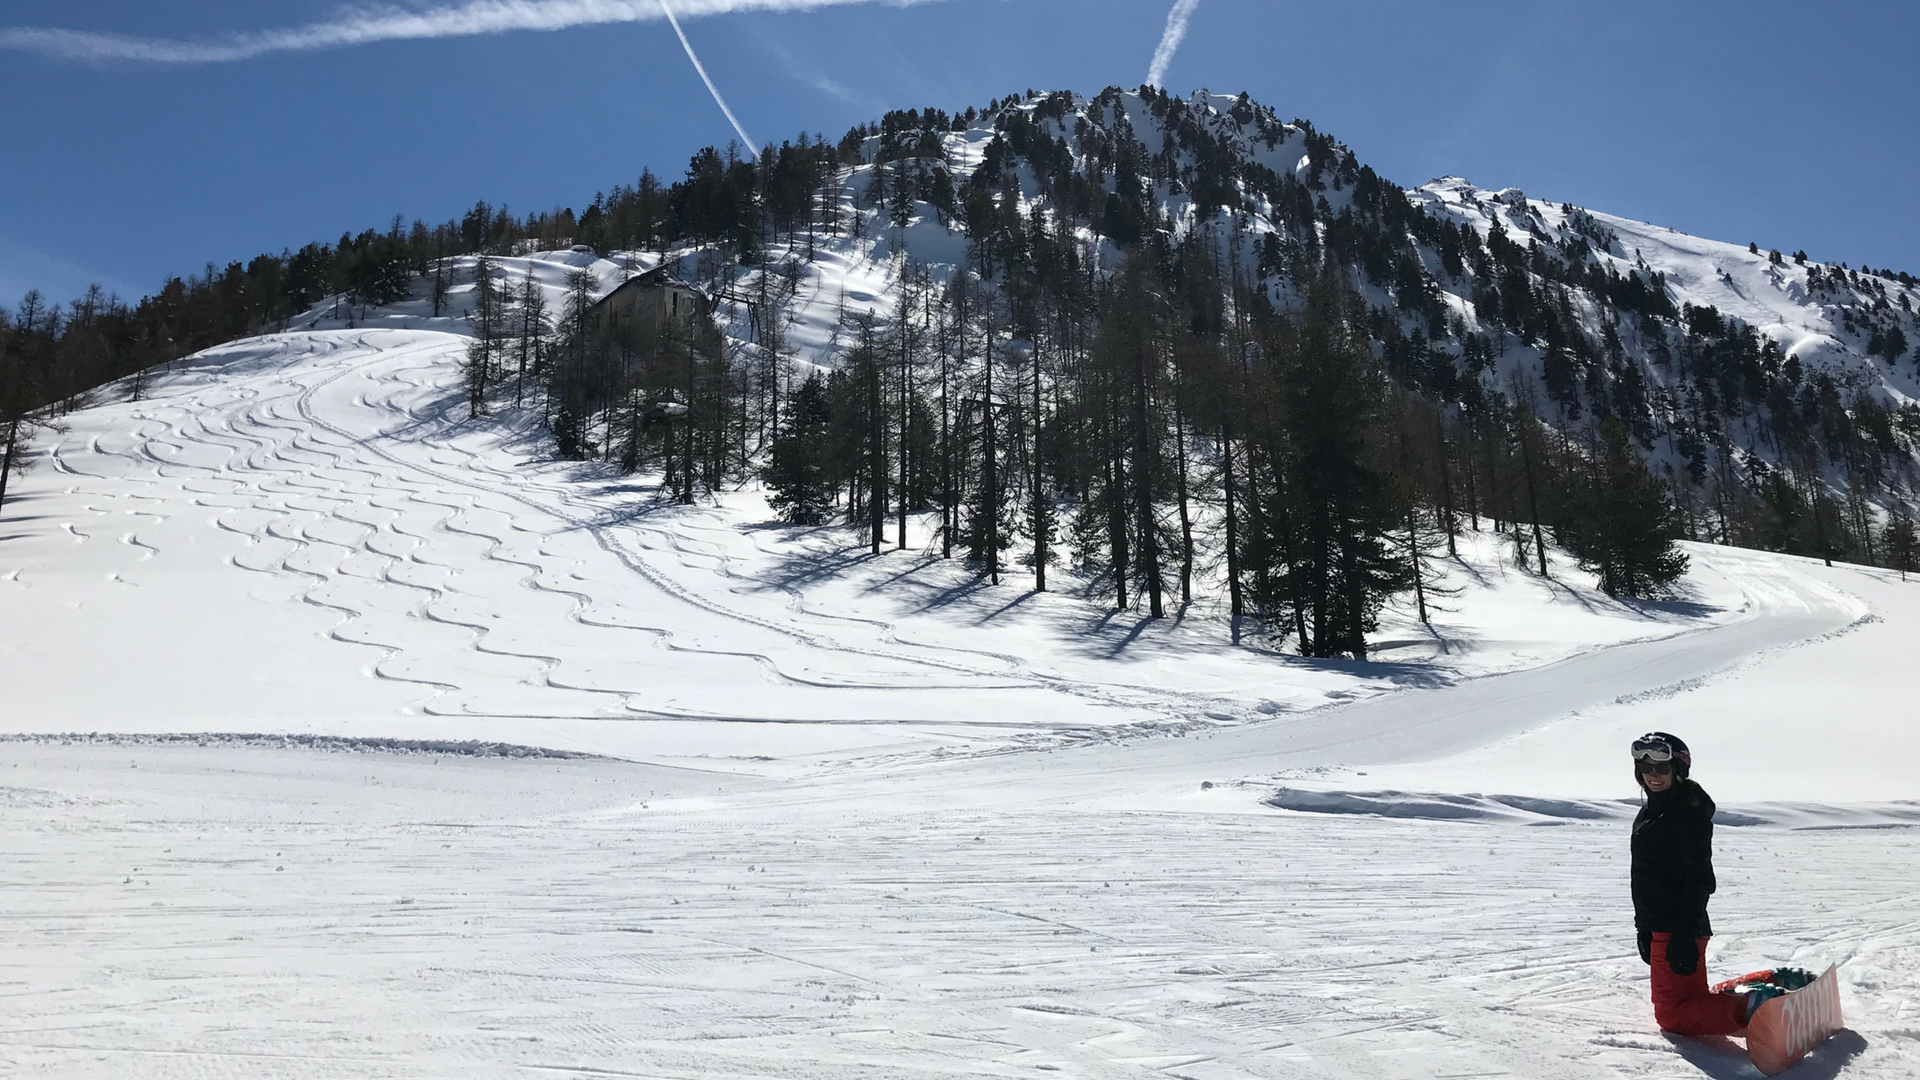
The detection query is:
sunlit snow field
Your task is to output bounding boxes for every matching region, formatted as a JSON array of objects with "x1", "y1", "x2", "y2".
[{"x1": 3, "y1": 324, "x2": 1918, "y2": 1078}]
